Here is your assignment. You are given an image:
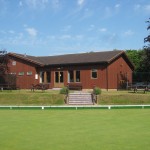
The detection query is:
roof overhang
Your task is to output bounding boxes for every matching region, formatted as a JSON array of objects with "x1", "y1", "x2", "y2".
[
  {"x1": 8, "y1": 53, "x2": 44, "y2": 67},
  {"x1": 107, "y1": 51, "x2": 135, "y2": 70}
]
